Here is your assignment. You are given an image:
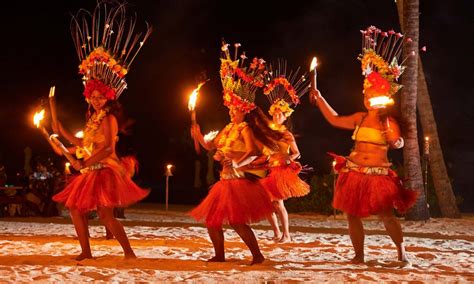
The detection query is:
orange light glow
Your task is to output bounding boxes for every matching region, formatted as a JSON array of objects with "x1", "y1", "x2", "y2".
[
  {"x1": 33, "y1": 109, "x2": 45, "y2": 128},
  {"x1": 368, "y1": 96, "x2": 394, "y2": 108},
  {"x1": 188, "y1": 81, "x2": 207, "y2": 111},
  {"x1": 310, "y1": 57, "x2": 318, "y2": 71}
]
